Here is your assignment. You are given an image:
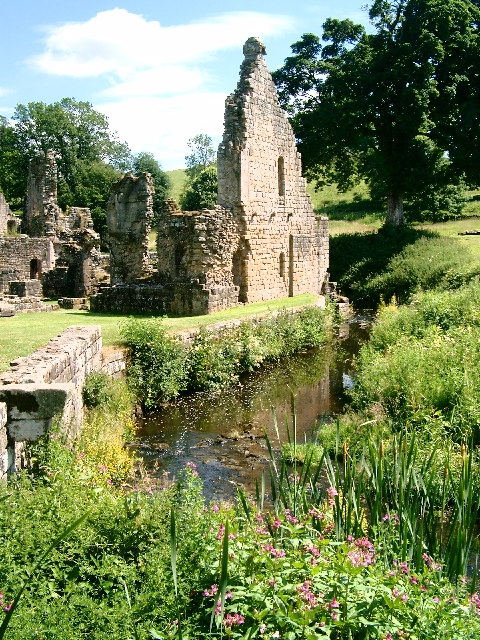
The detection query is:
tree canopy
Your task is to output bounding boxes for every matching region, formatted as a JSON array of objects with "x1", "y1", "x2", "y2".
[
  {"x1": 185, "y1": 134, "x2": 216, "y2": 179},
  {"x1": 273, "y1": 0, "x2": 480, "y2": 226},
  {"x1": 0, "y1": 98, "x2": 132, "y2": 212},
  {"x1": 180, "y1": 165, "x2": 217, "y2": 211}
]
